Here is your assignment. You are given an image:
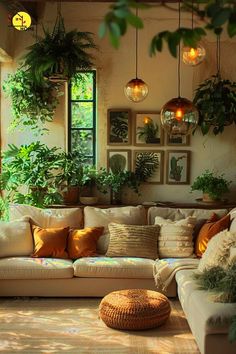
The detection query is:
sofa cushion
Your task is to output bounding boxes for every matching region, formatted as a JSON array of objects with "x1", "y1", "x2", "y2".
[
  {"x1": 106, "y1": 223, "x2": 159, "y2": 259},
  {"x1": 73, "y1": 256, "x2": 154, "y2": 278},
  {"x1": 198, "y1": 230, "x2": 236, "y2": 272},
  {"x1": 148, "y1": 207, "x2": 228, "y2": 225},
  {"x1": 9, "y1": 204, "x2": 83, "y2": 229},
  {"x1": 0, "y1": 257, "x2": 73, "y2": 279},
  {"x1": 176, "y1": 269, "x2": 236, "y2": 335},
  {"x1": 0, "y1": 218, "x2": 33, "y2": 258},
  {"x1": 31, "y1": 226, "x2": 69, "y2": 259},
  {"x1": 154, "y1": 216, "x2": 196, "y2": 258},
  {"x1": 195, "y1": 213, "x2": 230, "y2": 257},
  {"x1": 84, "y1": 205, "x2": 146, "y2": 254},
  {"x1": 67, "y1": 227, "x2": 104, "y2": 259}
]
